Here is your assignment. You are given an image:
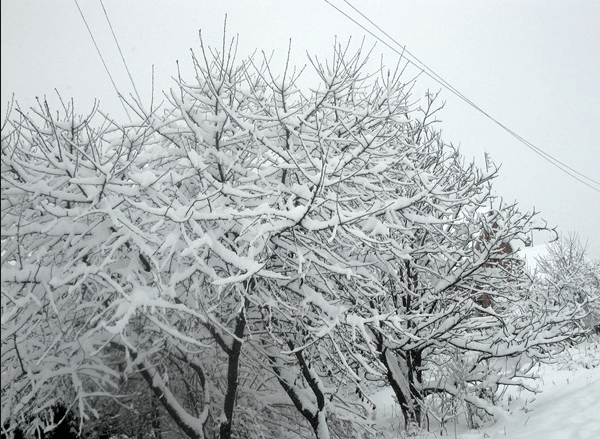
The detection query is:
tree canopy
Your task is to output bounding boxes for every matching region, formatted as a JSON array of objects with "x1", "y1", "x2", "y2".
[{"x1": 1, "y1": 37, "x2": 590, "y2": 439}]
